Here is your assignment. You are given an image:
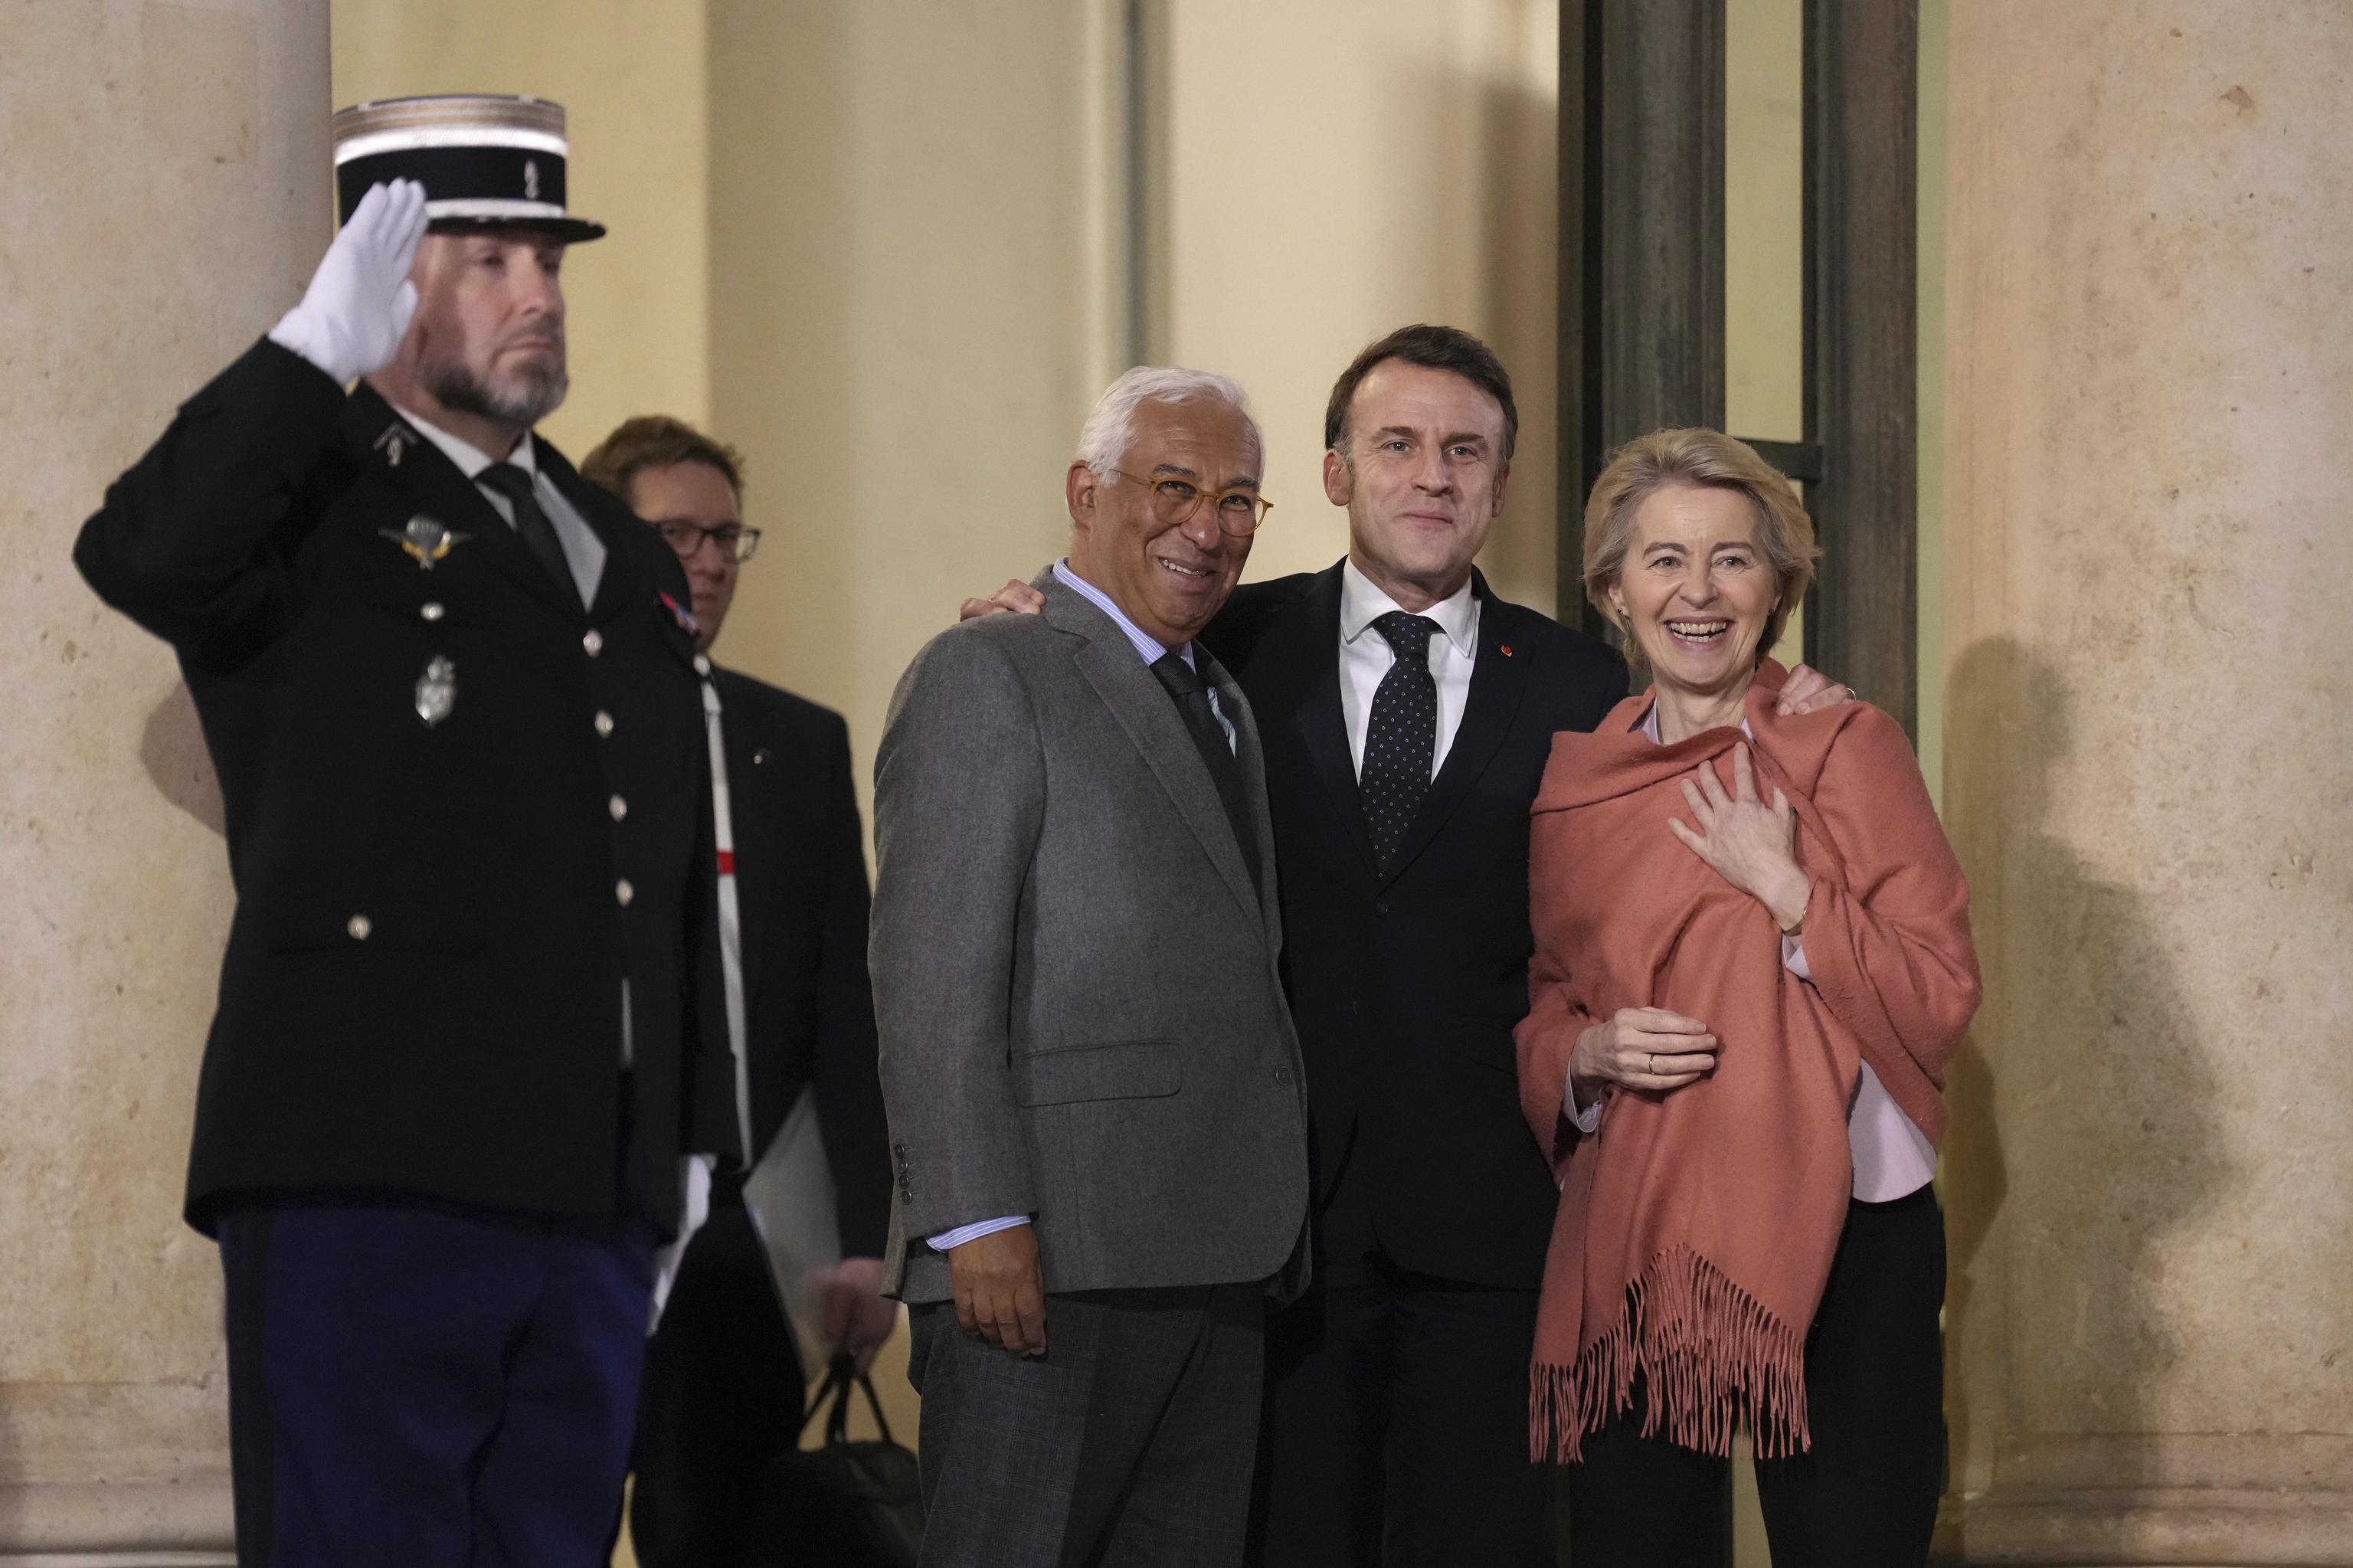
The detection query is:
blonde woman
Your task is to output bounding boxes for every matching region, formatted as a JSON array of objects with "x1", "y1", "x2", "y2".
[{"x1": 1516, "y1": 429, "x2": 1980, "y2": 1566}]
